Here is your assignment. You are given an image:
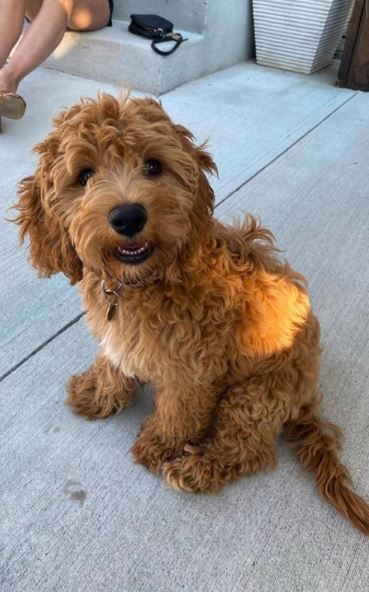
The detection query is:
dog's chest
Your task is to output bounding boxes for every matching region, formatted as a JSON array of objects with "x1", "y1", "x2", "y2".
[
  {"x1": 99, "y1": 313, "x2": 158, "y2": 381},
  {"x1": 85, "y1": 287, "x2": 196, "y2": 382},
  {"x1": 93, "y1": 301, "x2": 159, "y2": 381},
  {"x1": 100, "y1": 333, "x2": 145, "y2": 380},
  {"x1": 84, "y1": 280, "x2": 229, "y2": 384}
]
